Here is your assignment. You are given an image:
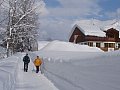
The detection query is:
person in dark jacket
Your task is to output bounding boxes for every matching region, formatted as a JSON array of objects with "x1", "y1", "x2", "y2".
[{"x1": 23, "y1": 54, "x2": 30, "y2": 72}]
